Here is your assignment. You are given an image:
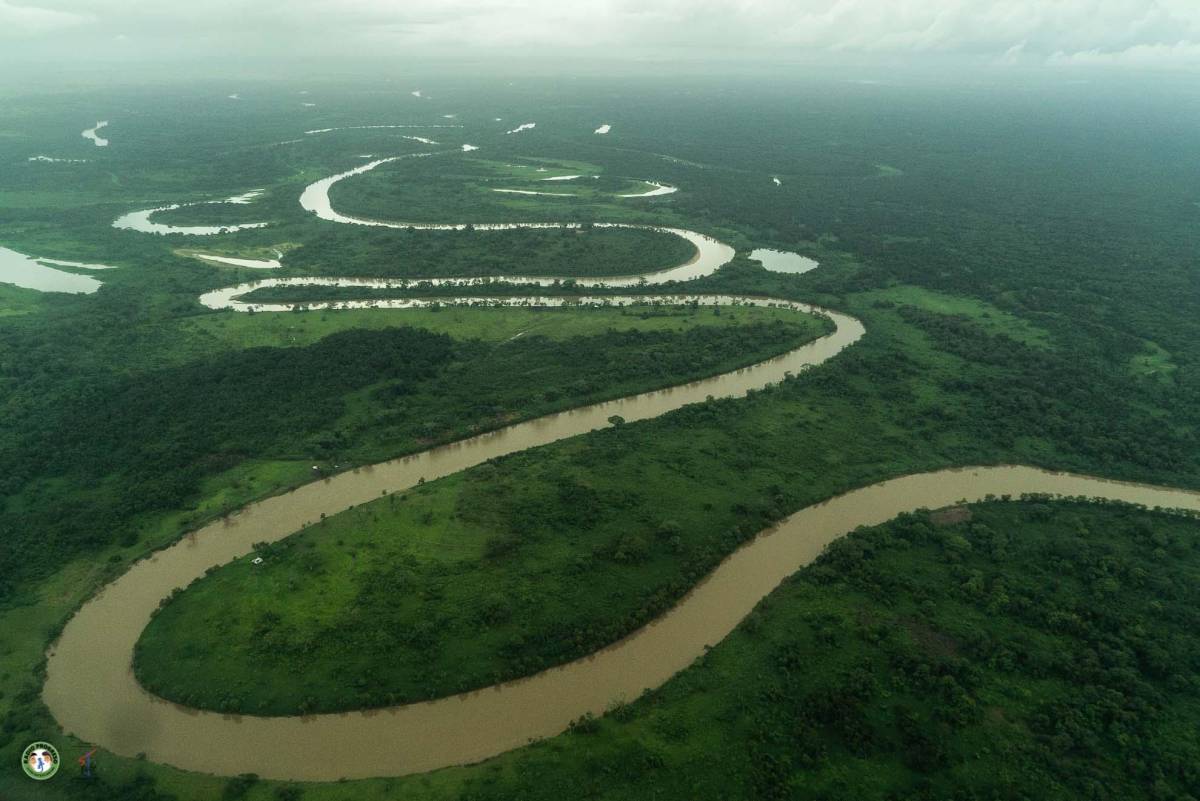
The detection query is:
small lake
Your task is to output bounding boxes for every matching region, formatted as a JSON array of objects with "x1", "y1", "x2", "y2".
[
  {"x1": 82, "y1": 121, "x2": 109, "y2": 147},
  {"x1": 0, "y1": 247, "x2": 106, "y2": 293},
  {"x1": 750, "y1": 248, "x2": 819, "y2": 275}
]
